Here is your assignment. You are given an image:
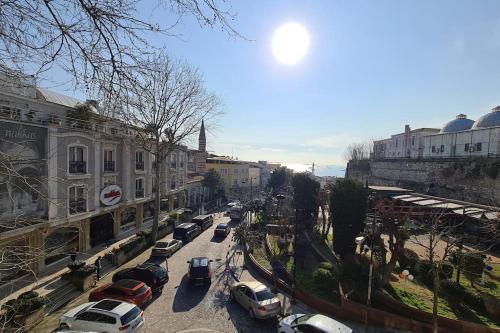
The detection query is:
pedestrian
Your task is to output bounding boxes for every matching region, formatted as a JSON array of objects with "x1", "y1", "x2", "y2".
[
  {"x1": 70, "y1": 247, "x2": 77, "y2": 262},
  {"x1": 94, "y1": 256, "x2": 102, "y2": 281}
]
